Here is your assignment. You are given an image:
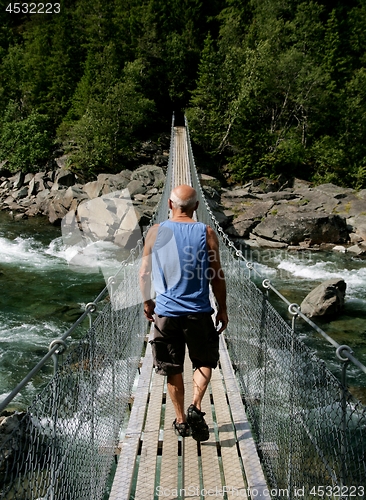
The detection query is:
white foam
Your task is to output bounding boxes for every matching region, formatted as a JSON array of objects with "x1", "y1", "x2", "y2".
[{"x1": 277, "y1": 258, "x2": 366, "y2": 297}]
